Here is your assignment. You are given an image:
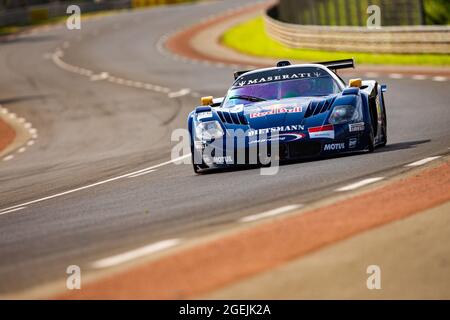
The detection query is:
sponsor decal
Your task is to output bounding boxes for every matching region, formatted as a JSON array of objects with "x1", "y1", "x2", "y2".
[
  {"x1": 197, "y1": 111, "x2": 213, "y2": 120},
  {"x1": 349, "y1": 122, "x2": 365, "y2": 132},
  {"x1": 280, "y1": 133, "x2": 305, "y2": 142},
  {"x1": 324, "y1": 143, "x2": 345, "y2": 151},
  {"x1": 349, "y1": 138, "x2": 358, "y2": 149},
  {"x1": 249, "y1": 105, "x2": 302, "y2": 119},
  {"x1": 308, "y1": 124, "x2": 335, "y2": 139},
  {"x1": 234, "y1": 71, "x2": 325, "y2": 87},
  {"x1": 249, "y1": 133, "x2": 305, "y2": 145},
  {"x1": 247, "y1": 125, "x2": 305, "y2": 137},
  {"x1": 194, "y1": 141, "x2": 204, "y2": 150},
  {"x1": 213, "y1": 155, "x2": 233, "y2": 164}
]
